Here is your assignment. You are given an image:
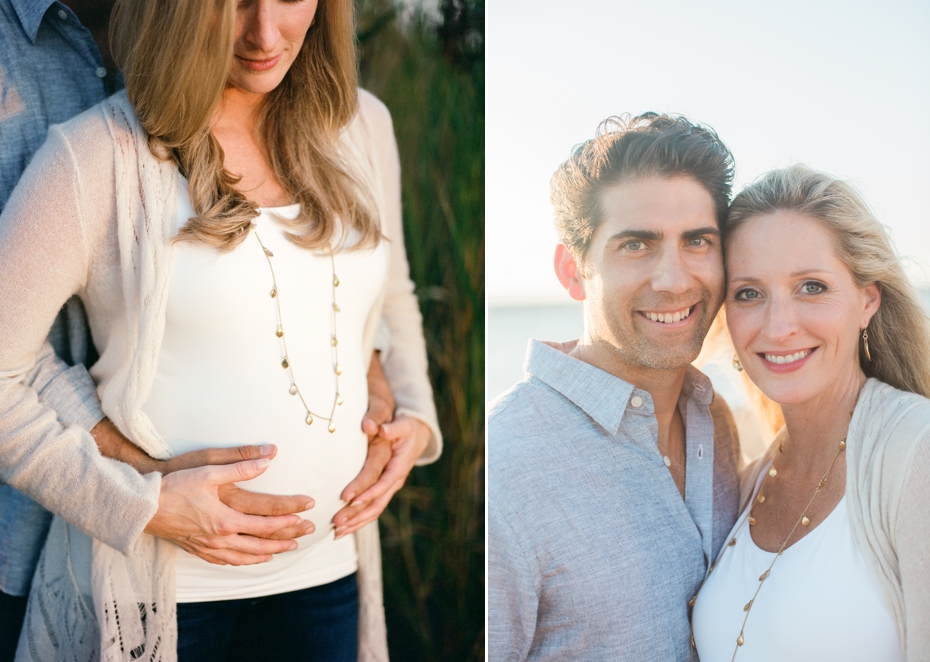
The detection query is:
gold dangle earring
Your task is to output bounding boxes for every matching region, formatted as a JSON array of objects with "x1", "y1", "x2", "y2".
[
  {"x1": 732, "y1": 353, "x2": 743, "y2": 372},
  {"x1": 862, "y1": 328, "x2": 872, "y2": 361}
]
